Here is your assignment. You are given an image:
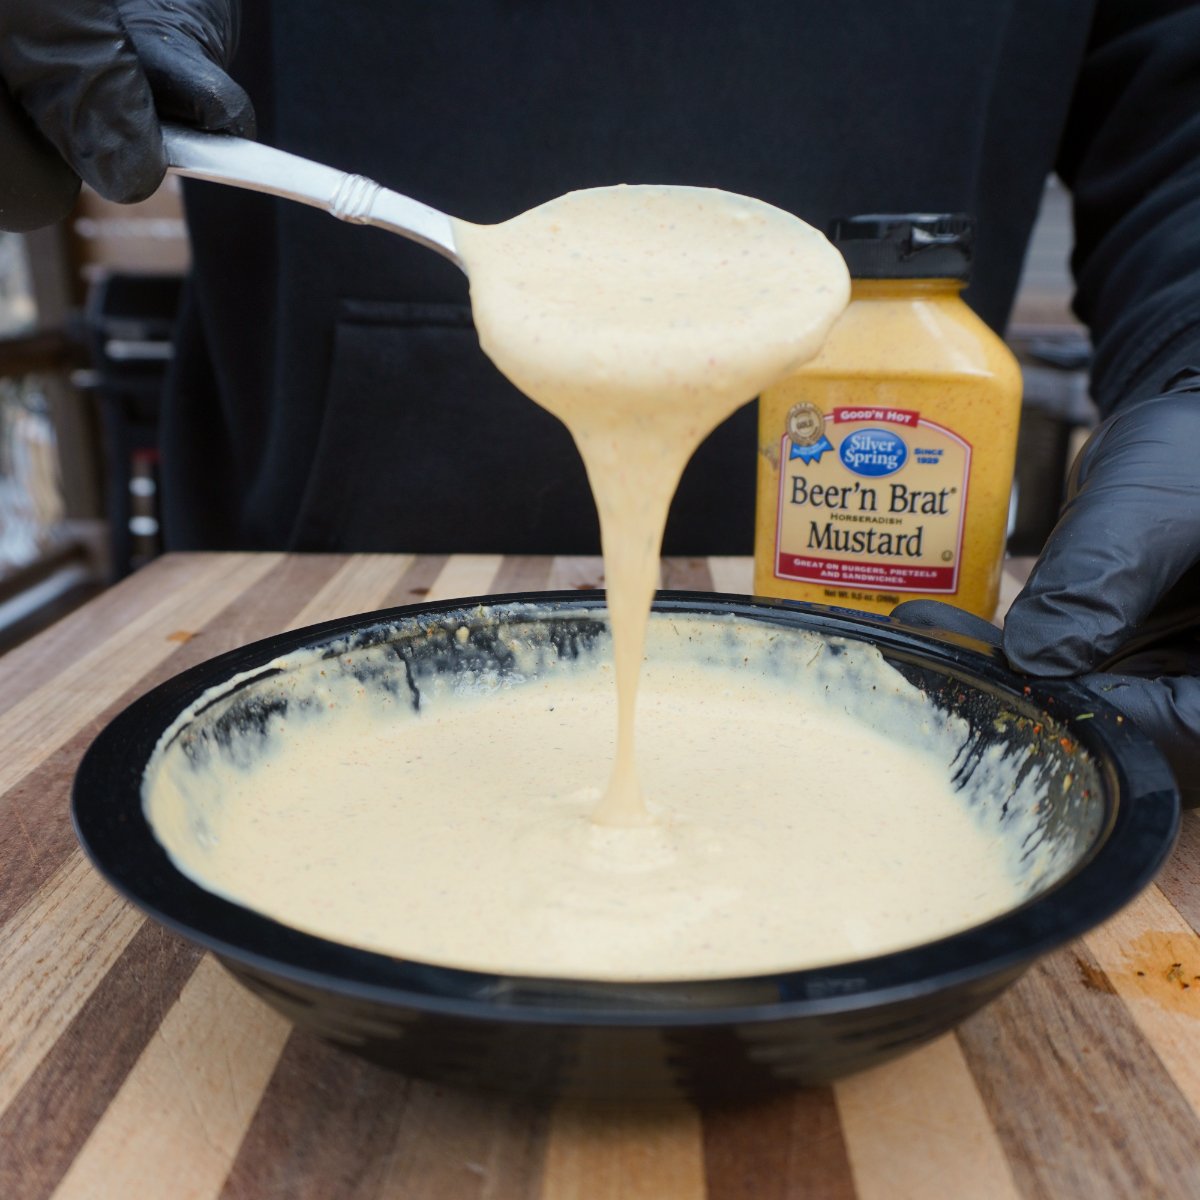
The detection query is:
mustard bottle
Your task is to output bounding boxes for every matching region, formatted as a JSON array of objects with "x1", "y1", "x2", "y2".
[{"x1": 754, "y1": 214, "x2": 1022, "y2": 619}]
